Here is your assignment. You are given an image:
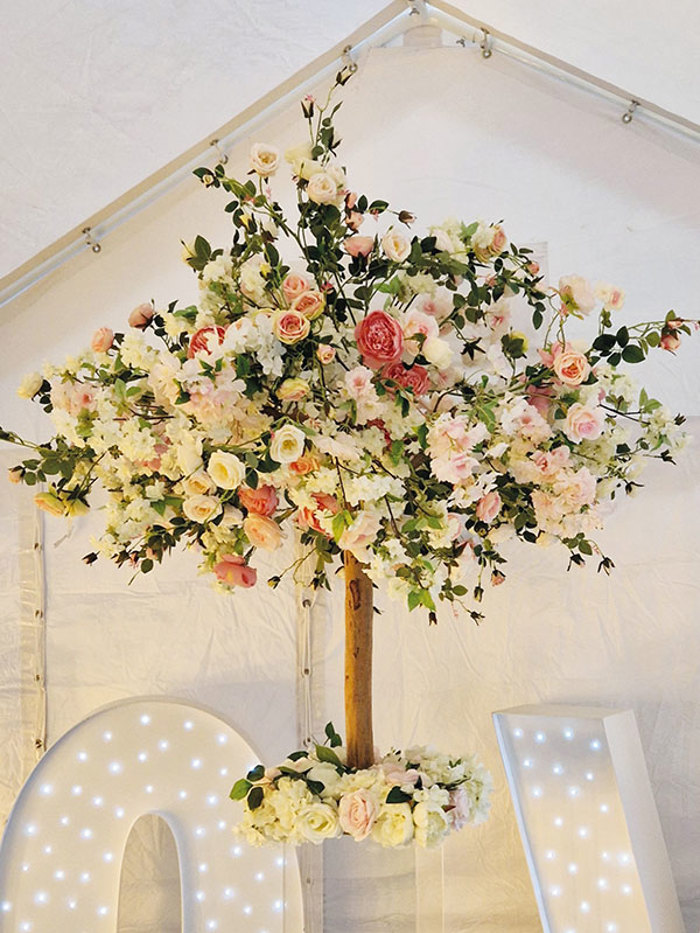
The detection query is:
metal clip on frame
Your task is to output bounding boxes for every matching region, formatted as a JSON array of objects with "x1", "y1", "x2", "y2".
[
  {"x1": 622, "y1": 100, "x2": 639, "y2": 124},
  {"x1": 480, "y1": 28, "x2": 493, "y2": 59},
  {"x1": 209, "y1": 138, "x2": 229, "y2": 165},
  {"x1": 342, "y1": 45, "x2": 359, "y2": 74},
  {"x1": 82, "y1": 227, "x2": 101, "y2": 254}
]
